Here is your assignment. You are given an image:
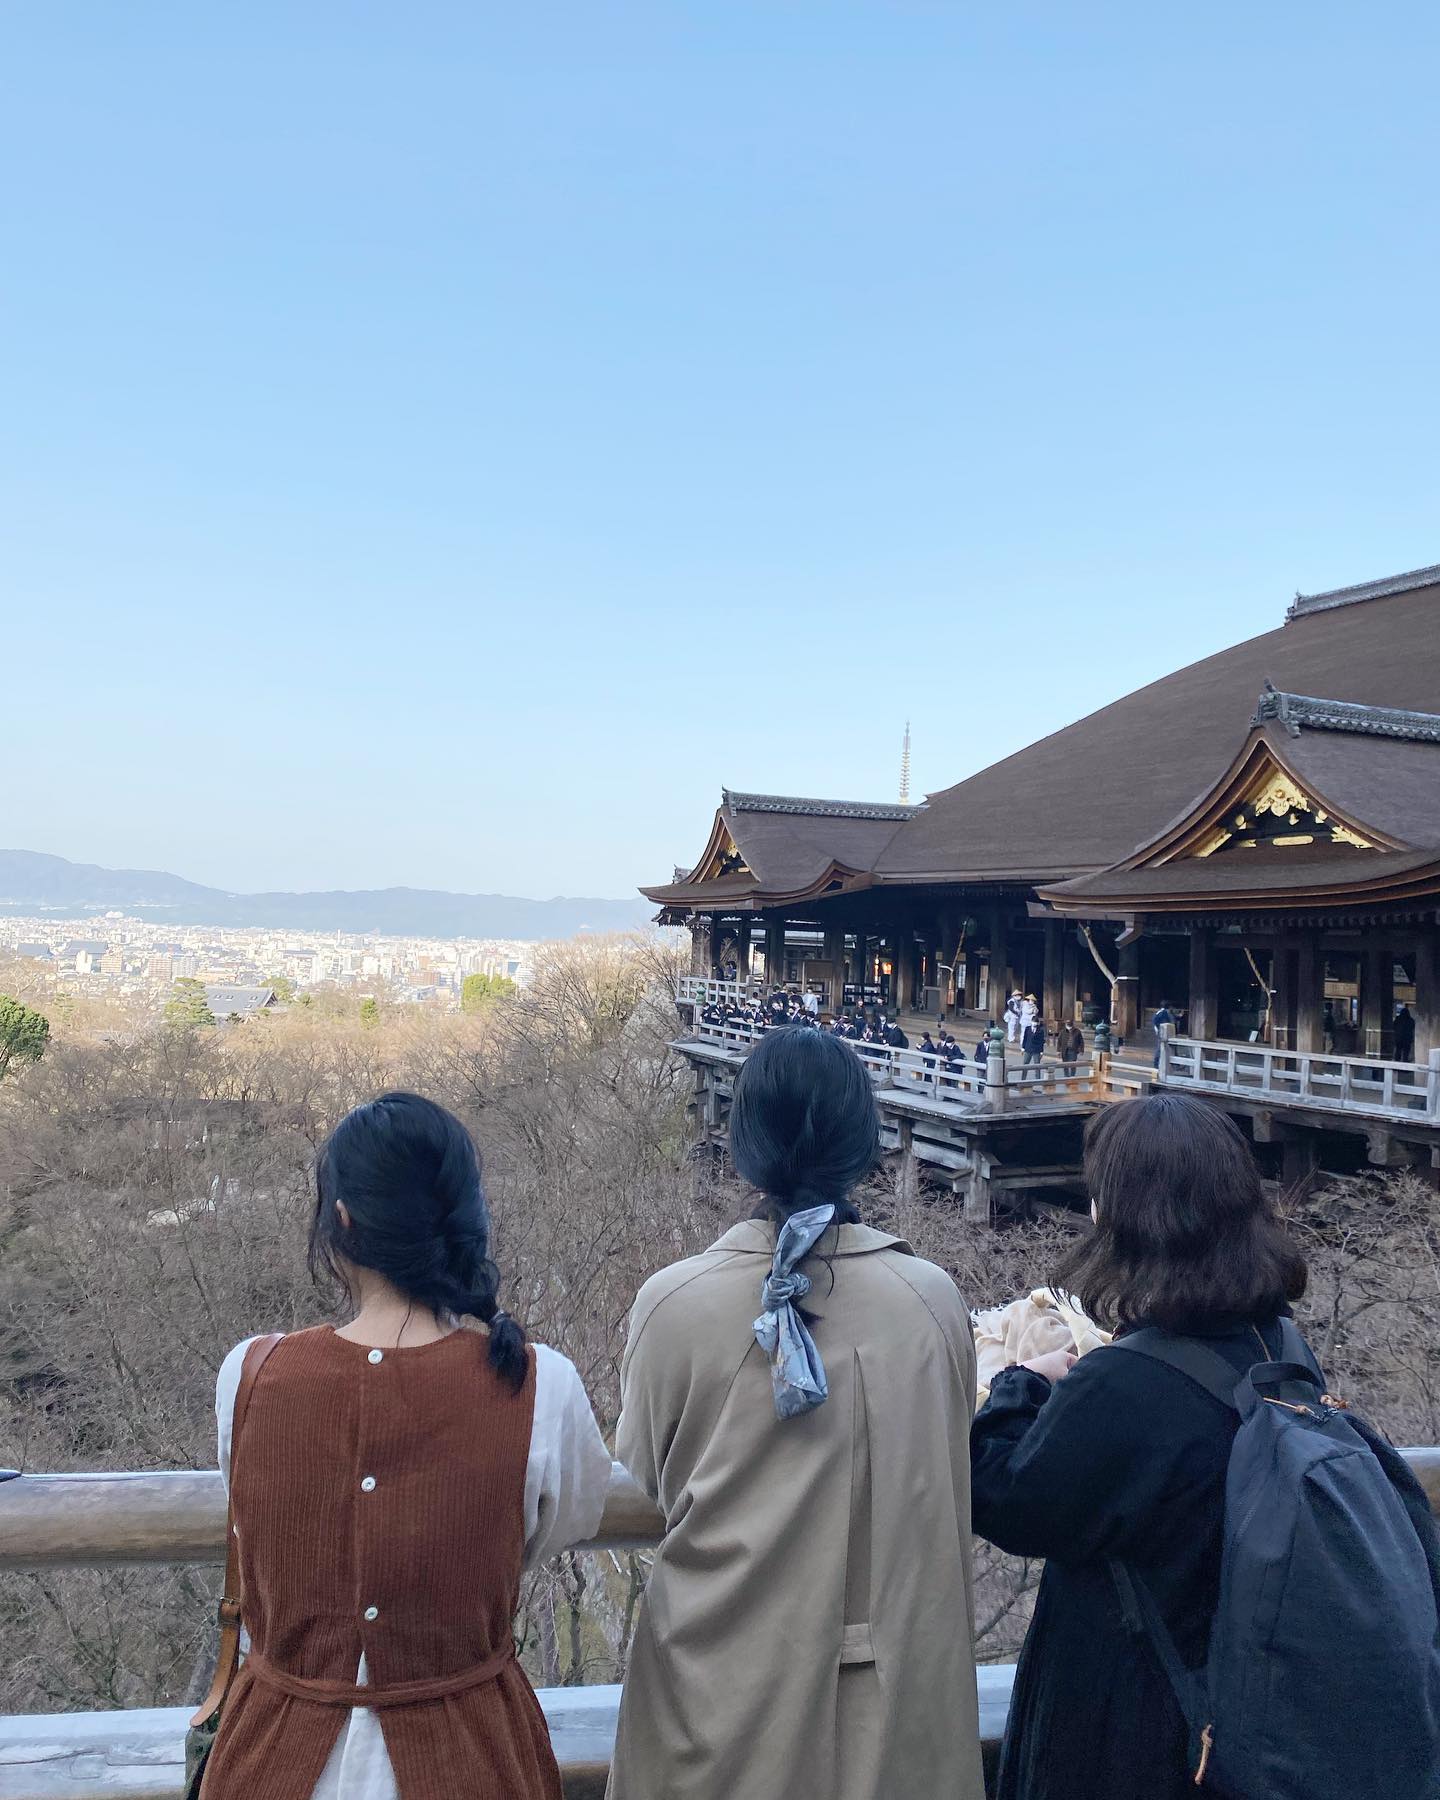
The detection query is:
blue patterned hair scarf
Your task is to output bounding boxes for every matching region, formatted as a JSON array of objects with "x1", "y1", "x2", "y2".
[{"x1": 752, "y1": 1203, "x2": 837, "y2": 1420}]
